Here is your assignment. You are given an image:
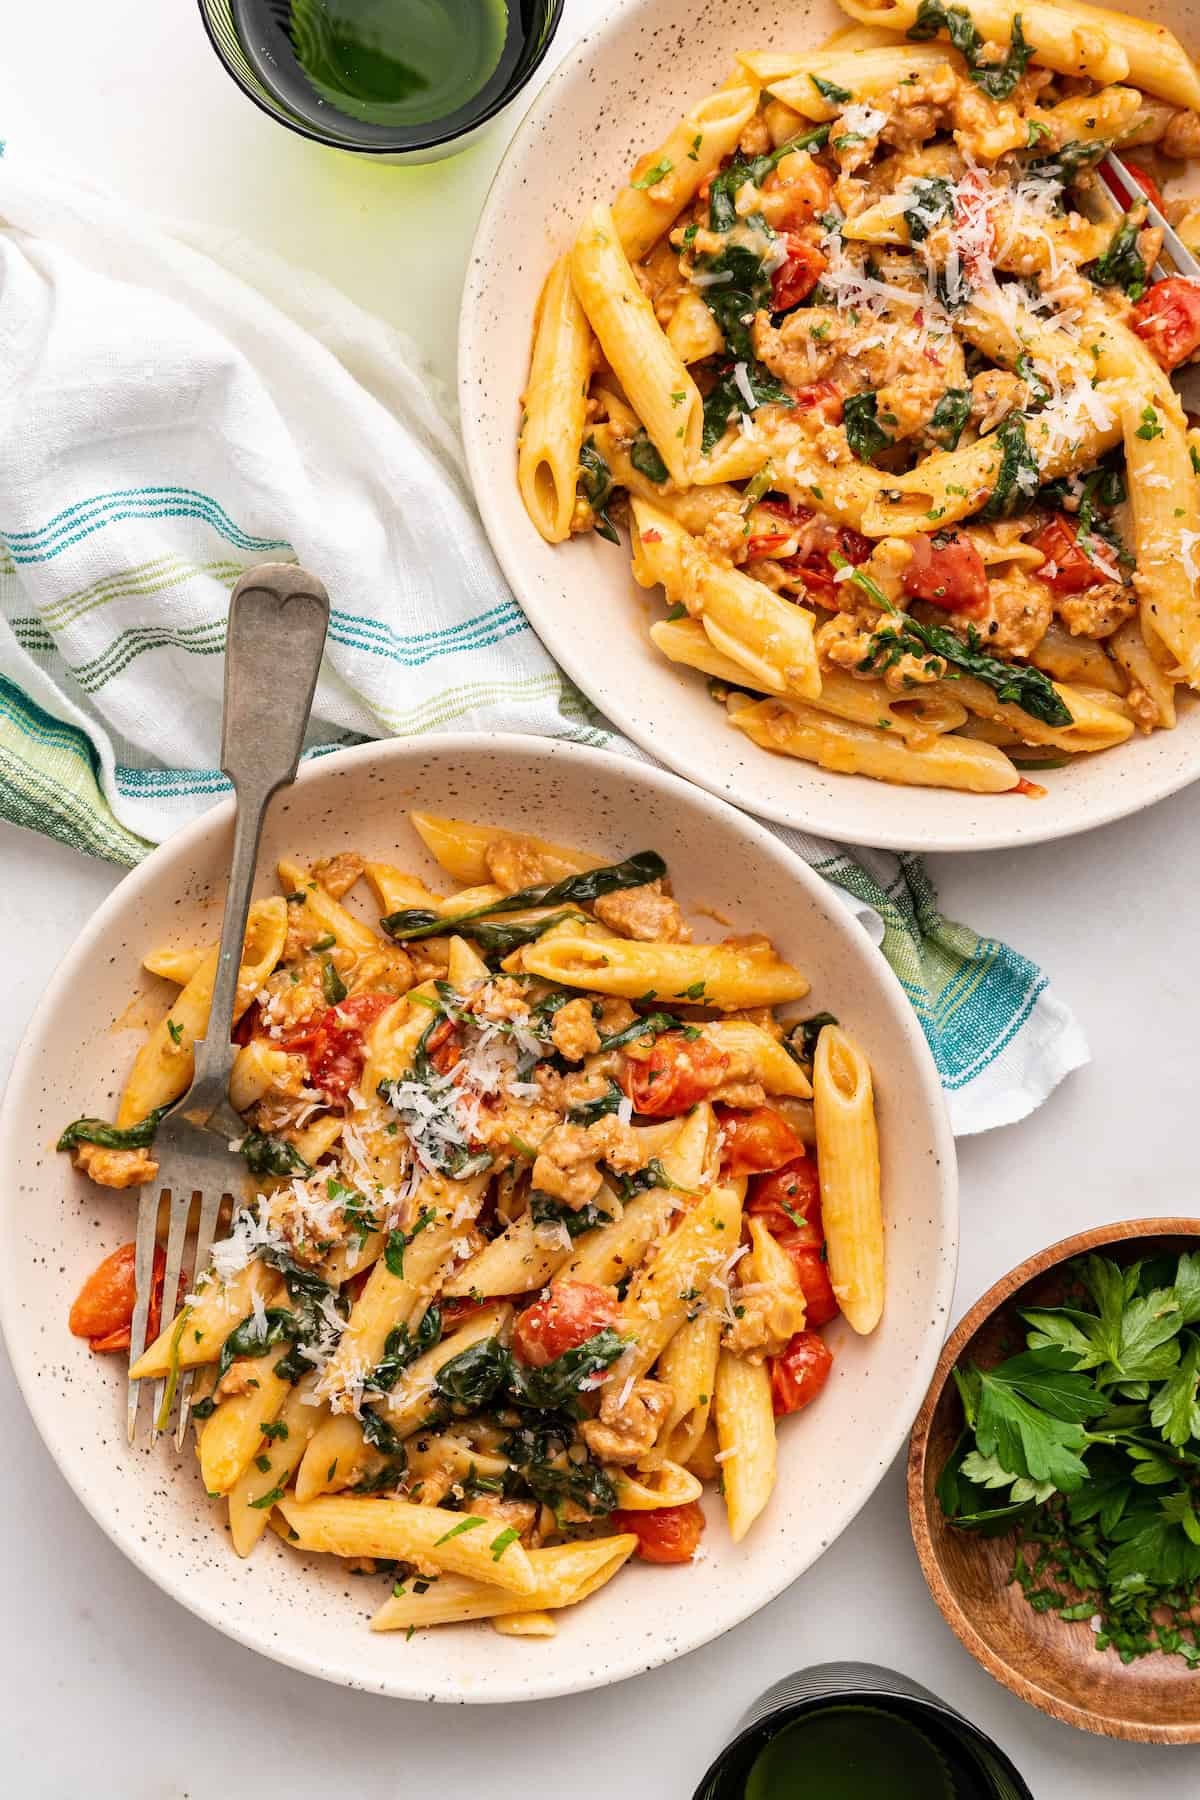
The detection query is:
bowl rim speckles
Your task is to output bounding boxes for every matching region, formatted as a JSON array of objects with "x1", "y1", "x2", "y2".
[
  {"x1": 0, "y1": 732, "x2": 956, "y2": 1702},
  {"x1": 907, "y1": 1216, "x2": 1200, "y2": 1744},
  {"x1": 458, "y1": 0, "x2": 1200, "y2": 853}
]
